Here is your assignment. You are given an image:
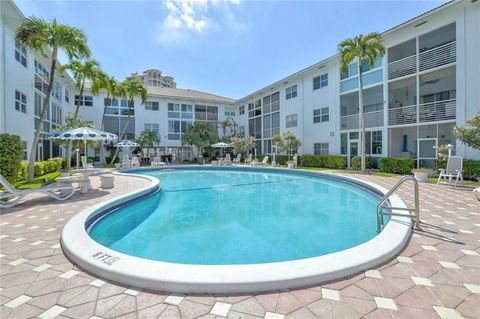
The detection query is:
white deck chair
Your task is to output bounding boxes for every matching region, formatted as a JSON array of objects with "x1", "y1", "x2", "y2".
[
  {"x1": 131, "y1": 156, "x2": 140, "y2": 168},
  {"x1": 437, "y1": 156, "x2": 464, "y2": 187},
  {"x1": 224, "y1": 153, "x2": 232, "y2": 166},
  {"x1": 0, "y1": 174, "x2": 76, "y2": 208},
  {"x1": 121, "y1": 155, "x2": 131, "y2": 169},
  {"x1": 151, "y1": 157, "x2": 166, "y2": 167},
  {"x1": 259, "y1": 156, "x2": 269, "y2": 167},
  {"x1": 233, "y1": 153, "x2": 241, "y2": 165},
  {"x1": 244, "y1": 154, "x2": 252, "y2": 165}
]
